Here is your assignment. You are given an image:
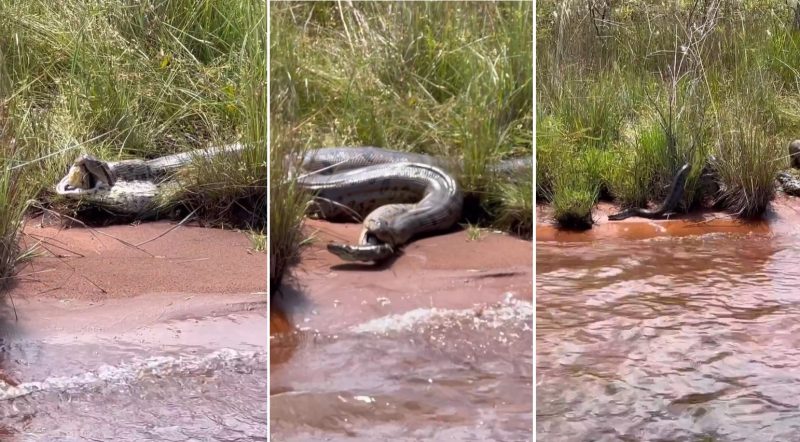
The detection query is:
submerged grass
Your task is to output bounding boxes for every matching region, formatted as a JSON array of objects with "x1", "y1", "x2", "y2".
[
  {"x1": 0, "y1": 0, "x2": 265, "y2": 287},
  {"x1": 538, "y1": 1, "x2": 800, "y2": 227},
  {"x1": 270, "y1": 2, "x2": 533, "y2": 292}
]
